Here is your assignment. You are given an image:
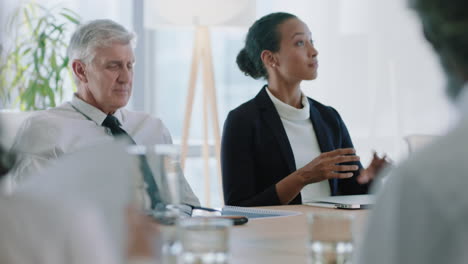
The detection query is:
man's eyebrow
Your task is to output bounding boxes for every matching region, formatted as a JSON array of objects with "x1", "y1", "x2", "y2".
[{"x1": 105, "y1": 60, "x2": 122, "y2": 65}]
